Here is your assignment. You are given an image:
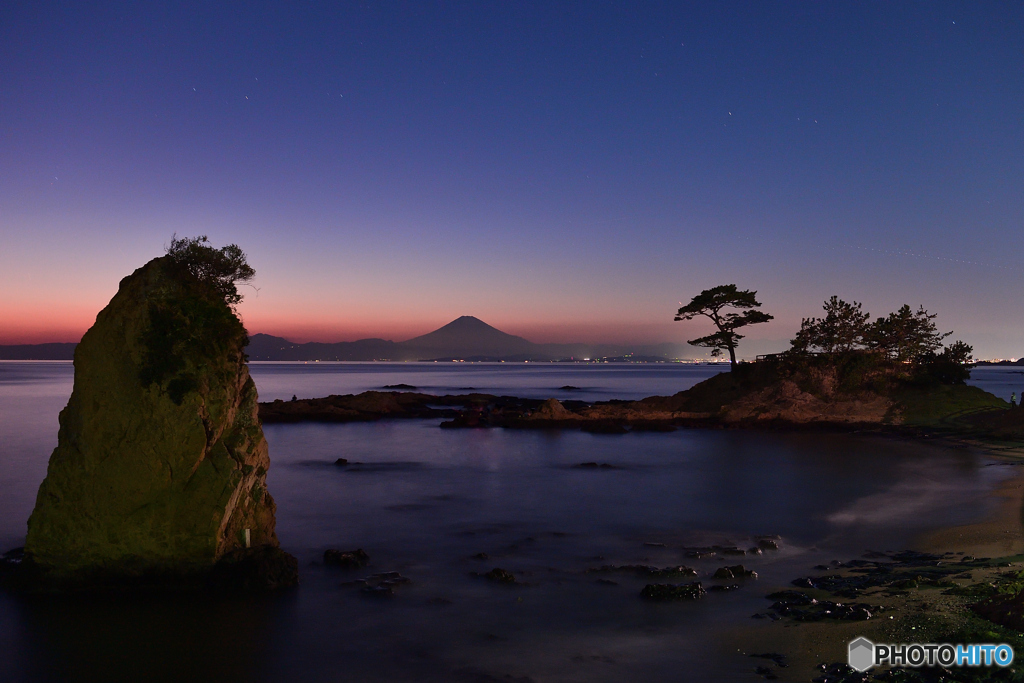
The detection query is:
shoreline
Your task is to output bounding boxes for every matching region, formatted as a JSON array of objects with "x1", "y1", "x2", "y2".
[{"x1": 726, "y1": 444, "x2": 1024, "y2": 682}]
